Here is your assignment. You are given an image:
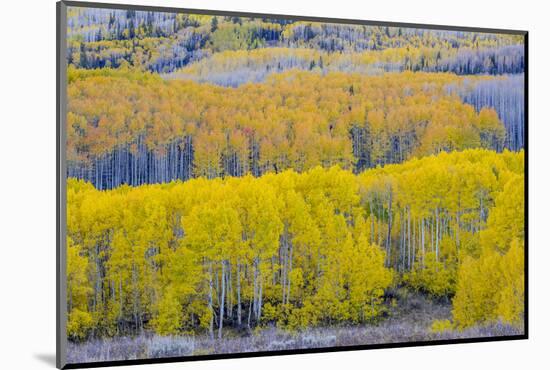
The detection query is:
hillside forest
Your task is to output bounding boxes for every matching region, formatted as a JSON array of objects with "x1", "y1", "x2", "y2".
[{"x1": 64, "y1": 5, "x2": 526, "y2": 363}]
